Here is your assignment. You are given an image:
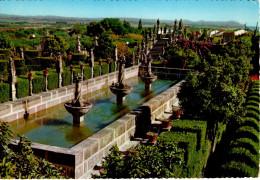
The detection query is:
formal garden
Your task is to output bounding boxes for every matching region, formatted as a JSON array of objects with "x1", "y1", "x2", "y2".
[{"x1": 0, "y1": 17, "x2": 259, "y2": 178}]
